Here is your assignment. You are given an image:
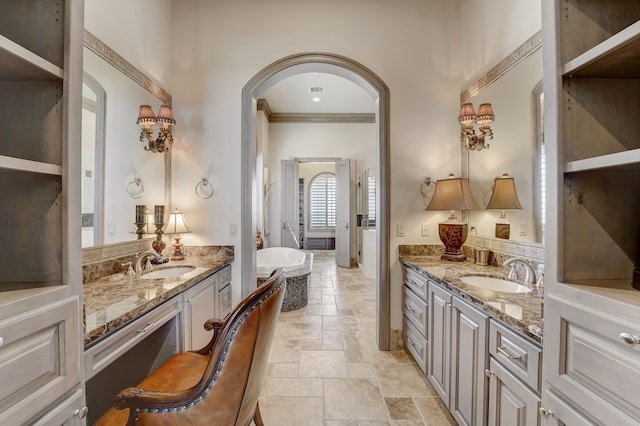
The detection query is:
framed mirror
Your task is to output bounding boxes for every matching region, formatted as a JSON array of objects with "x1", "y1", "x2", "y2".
[
  {"x1": 81, "y1": 31, "x2": 171, "y2": 249},
  {"x1": 461, "y1": 31, "x2": 544, "y2": 246}
]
